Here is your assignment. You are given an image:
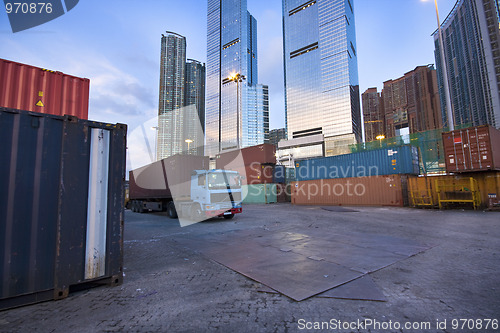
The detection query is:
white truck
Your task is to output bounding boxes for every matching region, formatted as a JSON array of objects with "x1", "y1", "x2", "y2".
[{"x1": 129, "y1": 155, "x2": 243, "y2": 220}]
